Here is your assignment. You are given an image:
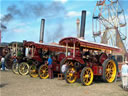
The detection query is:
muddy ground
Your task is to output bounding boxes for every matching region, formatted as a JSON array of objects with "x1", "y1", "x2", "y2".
[{"x1": 0, "y1": 70, "x2": 128, "y2": 96}]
